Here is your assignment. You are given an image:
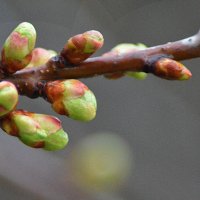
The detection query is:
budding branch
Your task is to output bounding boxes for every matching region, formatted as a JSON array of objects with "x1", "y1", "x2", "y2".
[{"x1": 1, "y1": 29, "x2": 200, "y2": 98}]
